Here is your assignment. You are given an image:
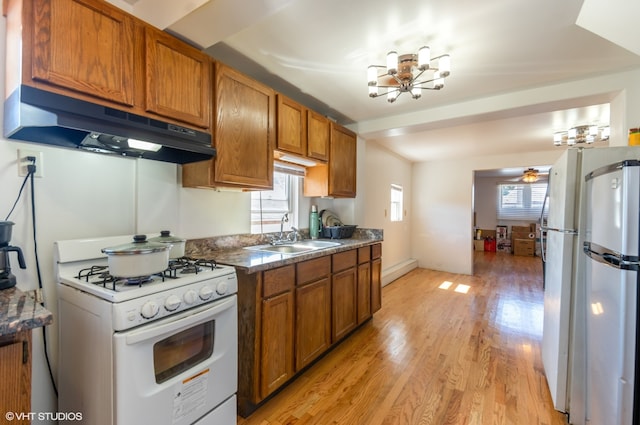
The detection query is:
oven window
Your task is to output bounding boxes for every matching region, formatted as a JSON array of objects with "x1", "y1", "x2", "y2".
[{"x1": 153, "y1": 320, "x2": 214, "y2": 383}]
